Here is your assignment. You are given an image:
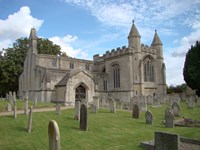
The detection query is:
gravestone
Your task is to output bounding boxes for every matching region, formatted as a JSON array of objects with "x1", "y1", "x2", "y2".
[
  {"x1": 13, "y1": 91, "x2": 16, "y2": 105},
  {"x1": 116, "y1": 99, "x2": 122, "y2": 109},
  {"x1": 27, "y1": 106, "x2": 33, "y2": 133},
  {"x1": 108, "y1": 97, "x2": 116, "y2": 113},
  {"x1": 145, "y1": 110, "x2": 153, "y2": 125},
  {"x1": 155, "y1": 131, "x2": 180, "y2": 150},
  {"x1": 13, "y1": 105, "x2": 17, "y2": 119},
  {"x1": 132, "y1": 103, "x2": 140, "y2": 119},
  {"x1": 171, "y1": 102, "x2": 180, "y2": 117},
  {"x1": 48, "y1": 120, "x2": 60, "y2": 150},
  {"x1": 6, "y1": 103, "x2": 12, "y2": 111},
  {"x1": 146, "y1": 95, "x2": 153, "y2": 105},
  {"x1": 93, "y1": 96, "x2": 99, "y2": 109},
  {"x1": 5, "y1": 93, "x2": 9, "y2": 101},
  {"x1": 24, "y1": 98, "x2": 28, "y2": 115},
  {"x1": 91, "y1": 103, "x2": 97, "y2": 113},
  {"x1": 9, "y1": 91, "x2": 13, "y2": 103},
  {"x1": 139, "y1": 101, "x2": 147, "y2": 112},
  {"x1": 74, "y1": 101, "x2": 80, "y2": 120},
  {"x1": 153, "y1": 97, "x2": 160, "y2": 106},
  {"x1": 55, "y1": 104, "x2": 61, "y2": 115},
  {"x1": 187, "y1": 96, "x2": 195, "y2": 109},
  {"x1": 165, "y1": 109, "x2": 174, "y2": 128},
  {"x1": 80, "y1": 104, "x2": 88, "y2": 131}
]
